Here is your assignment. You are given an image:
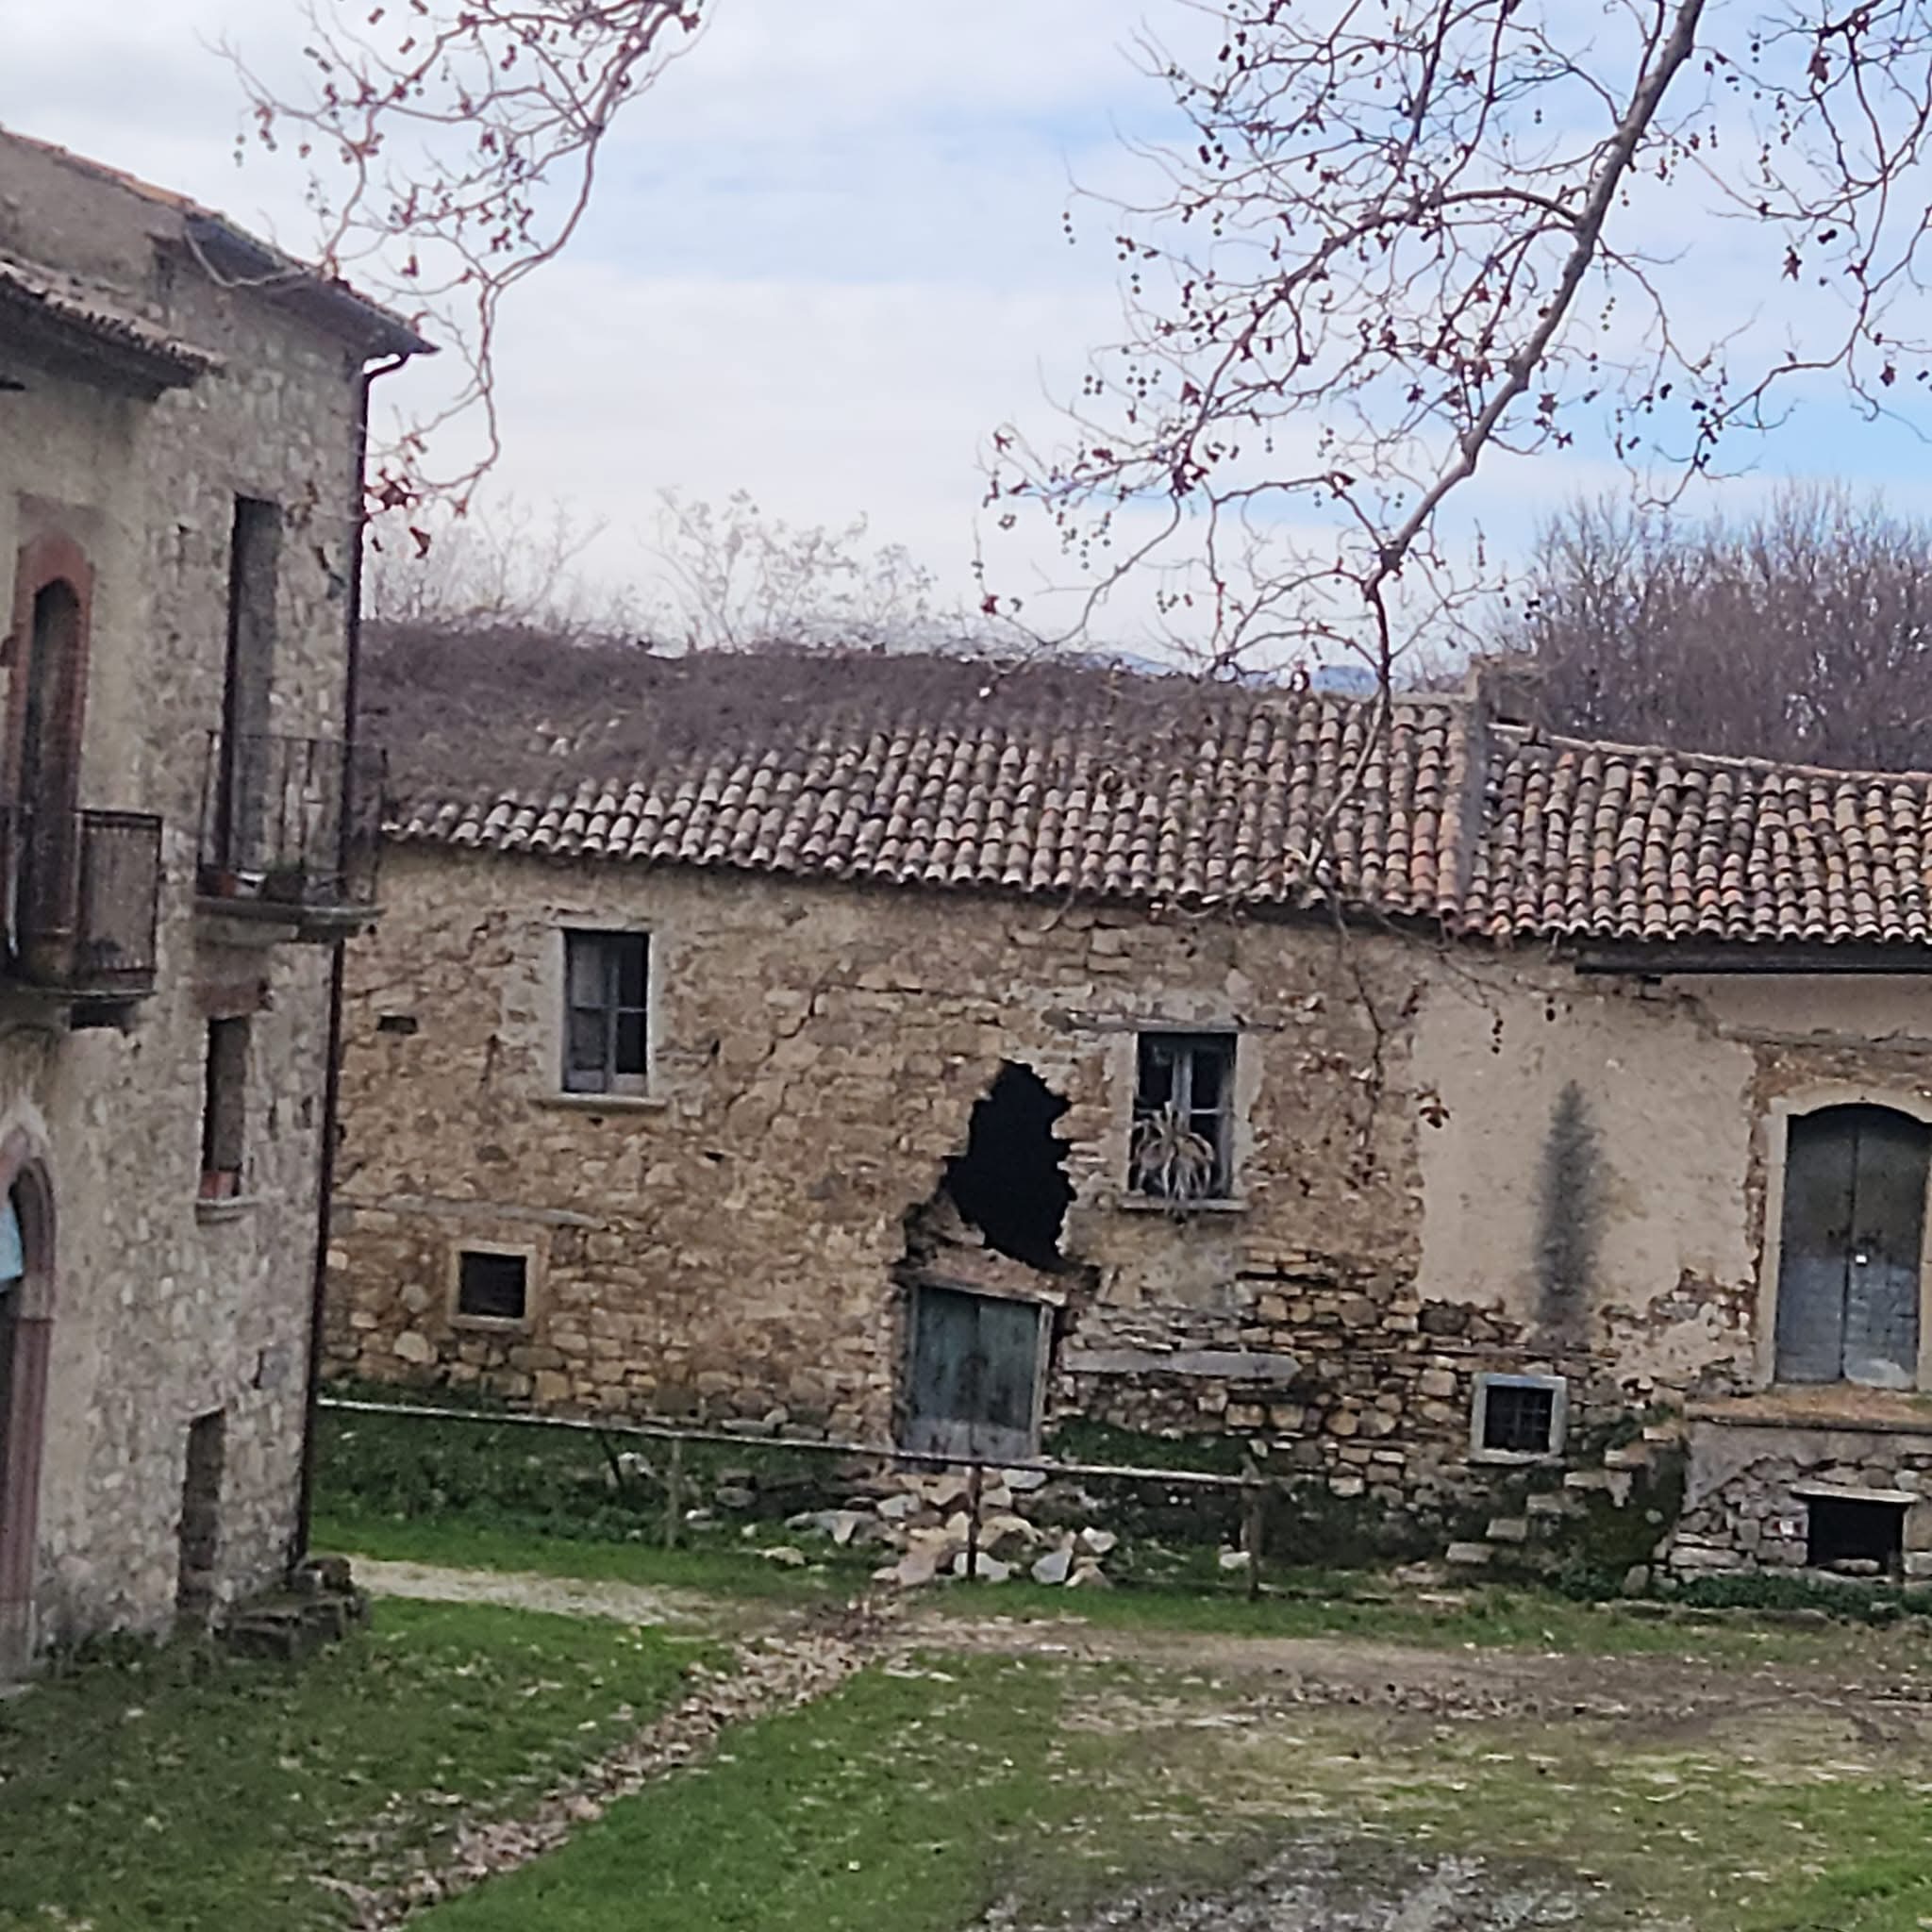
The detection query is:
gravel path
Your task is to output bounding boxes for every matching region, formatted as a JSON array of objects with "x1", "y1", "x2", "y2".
[{"x1": 353, "y1": 1557, "x2": 717, "y2": 1628}]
